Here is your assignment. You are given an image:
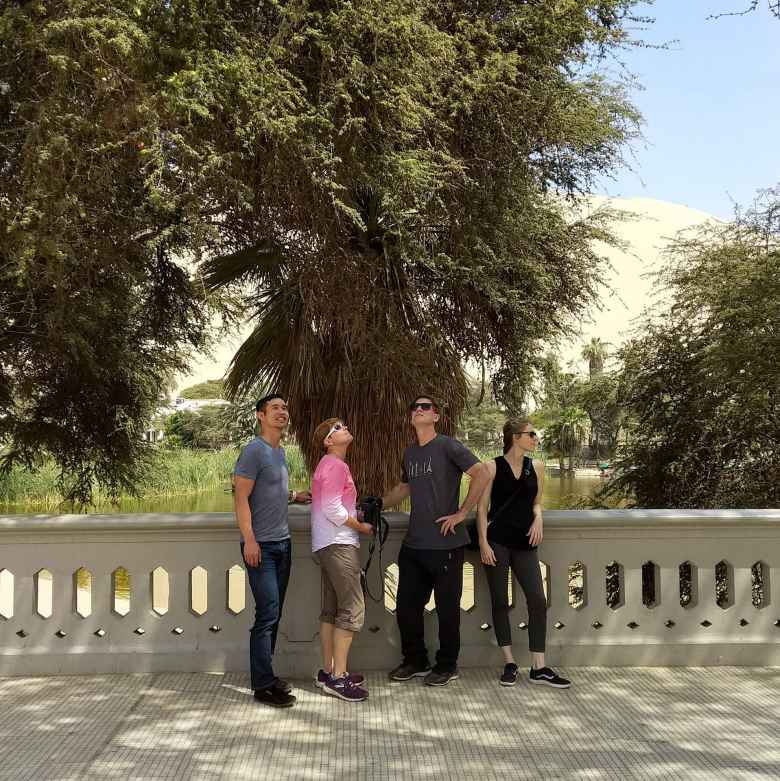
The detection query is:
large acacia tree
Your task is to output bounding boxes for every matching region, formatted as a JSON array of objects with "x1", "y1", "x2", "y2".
[
  {"x1": 2, "y1": 0, "x2": 644, "y2": 500},
  {"x1": 0, "y1": 2, "x2": 222, "y2": 503}
]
